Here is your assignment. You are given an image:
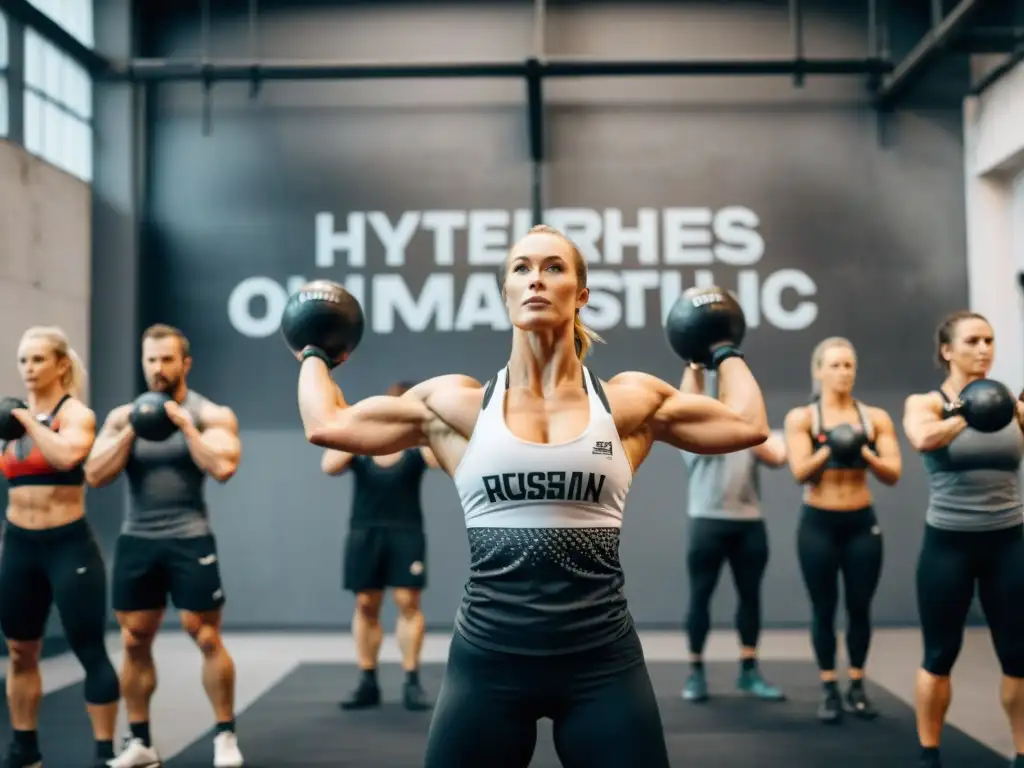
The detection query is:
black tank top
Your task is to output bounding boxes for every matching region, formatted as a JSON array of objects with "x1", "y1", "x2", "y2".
[{"x1": 349, "y1": 449, "x2": 427, "y2": 529}]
